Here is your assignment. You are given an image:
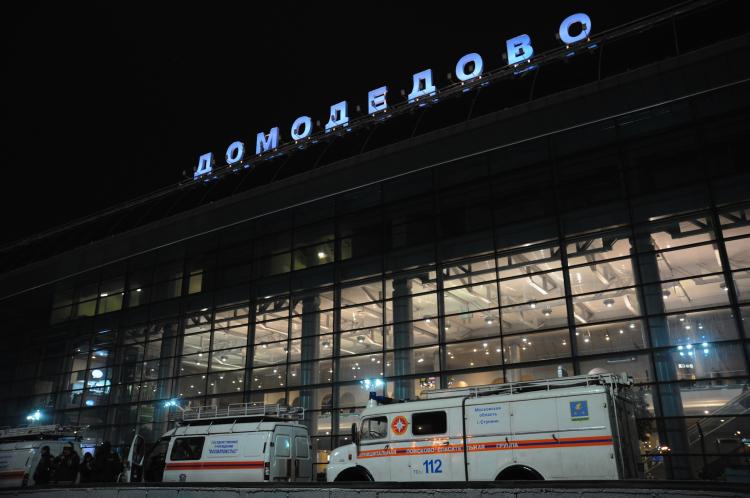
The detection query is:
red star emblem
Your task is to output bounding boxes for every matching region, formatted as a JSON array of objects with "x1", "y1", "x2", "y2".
[{"x1": 391, "y1": 415, "x2": 409, "y2": 435}]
